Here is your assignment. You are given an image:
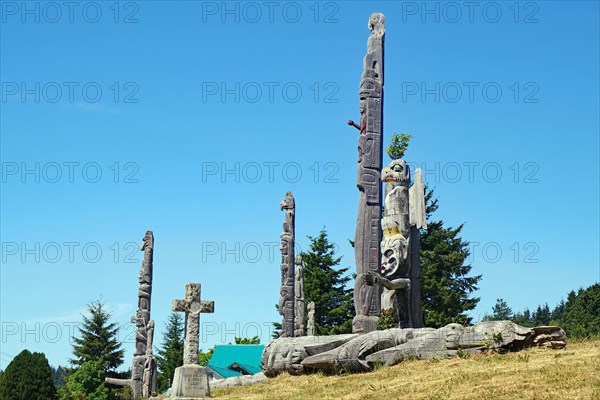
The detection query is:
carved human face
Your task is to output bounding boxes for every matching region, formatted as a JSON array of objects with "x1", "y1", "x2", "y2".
[
  {"x1": 381, "y1": 159, "x2": 409, "y2": 186},
  {"x1": 359, "y1": 99, "x2": 366, "y2": 114},
  {"x1": 381, "y1": 236, "x2": 408, "y2": 277}
]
